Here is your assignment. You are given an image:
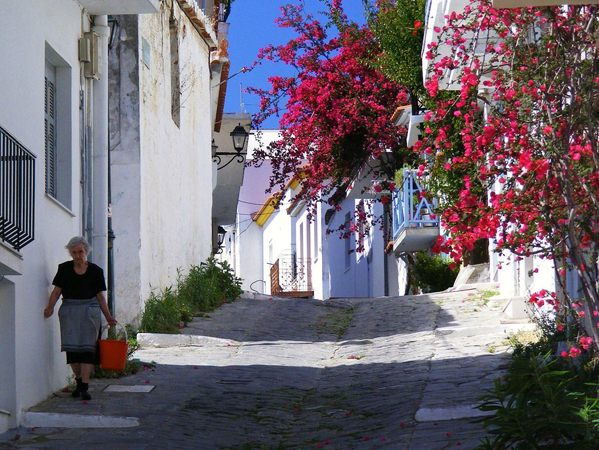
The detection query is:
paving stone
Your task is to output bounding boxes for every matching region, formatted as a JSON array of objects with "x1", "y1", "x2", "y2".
[{"x1": 0, "y1": 290, "x2": 532, "y2": 449}]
